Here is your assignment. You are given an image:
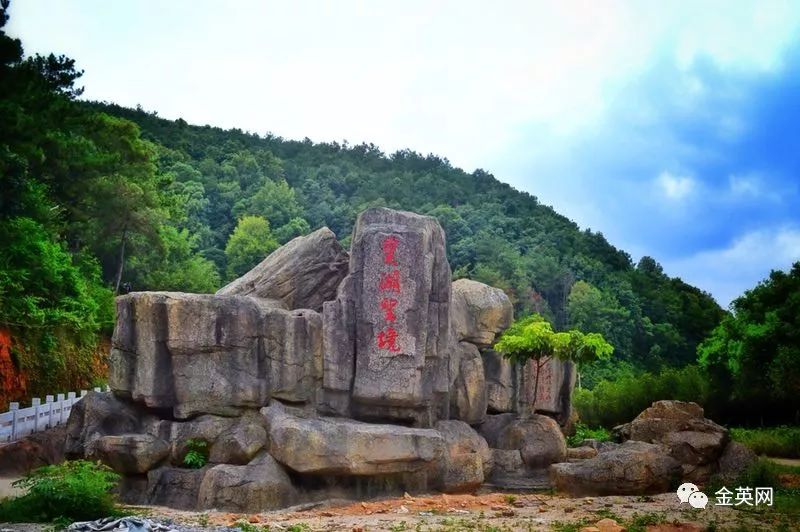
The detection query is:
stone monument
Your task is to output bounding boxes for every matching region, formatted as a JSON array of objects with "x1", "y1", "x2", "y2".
[{"x1": 65, "y1": 207, "x2": 576, "y2": 511}]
